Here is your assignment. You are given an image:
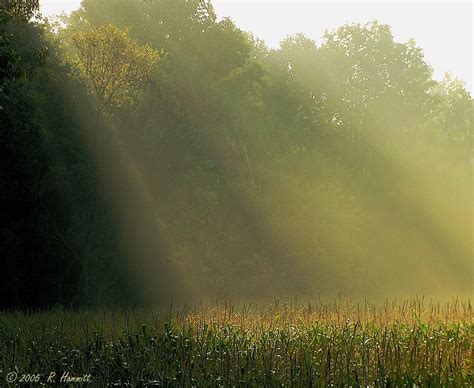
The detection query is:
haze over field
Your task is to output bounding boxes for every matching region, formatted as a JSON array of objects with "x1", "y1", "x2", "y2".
[
  {"x1": 1, "y1": 2, "x2": 472, "y2": 385},
  {"x1": 1, "y1": 0, "x2": 472, "y2": 309}
]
